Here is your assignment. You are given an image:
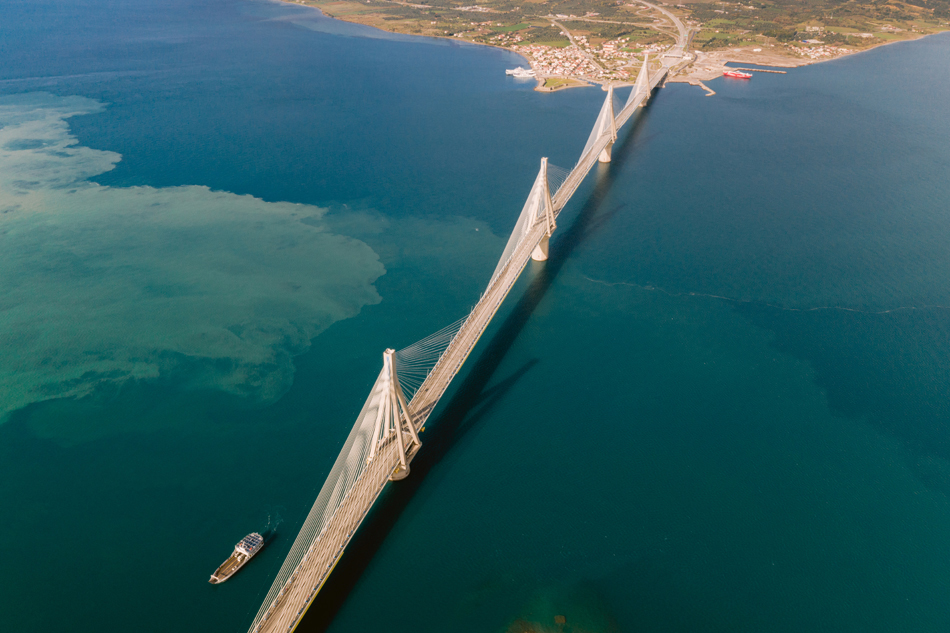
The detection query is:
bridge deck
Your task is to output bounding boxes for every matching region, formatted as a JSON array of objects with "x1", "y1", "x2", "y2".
[{"x1": 254, "y1": 436, "x2": 408, "y2": 632}]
